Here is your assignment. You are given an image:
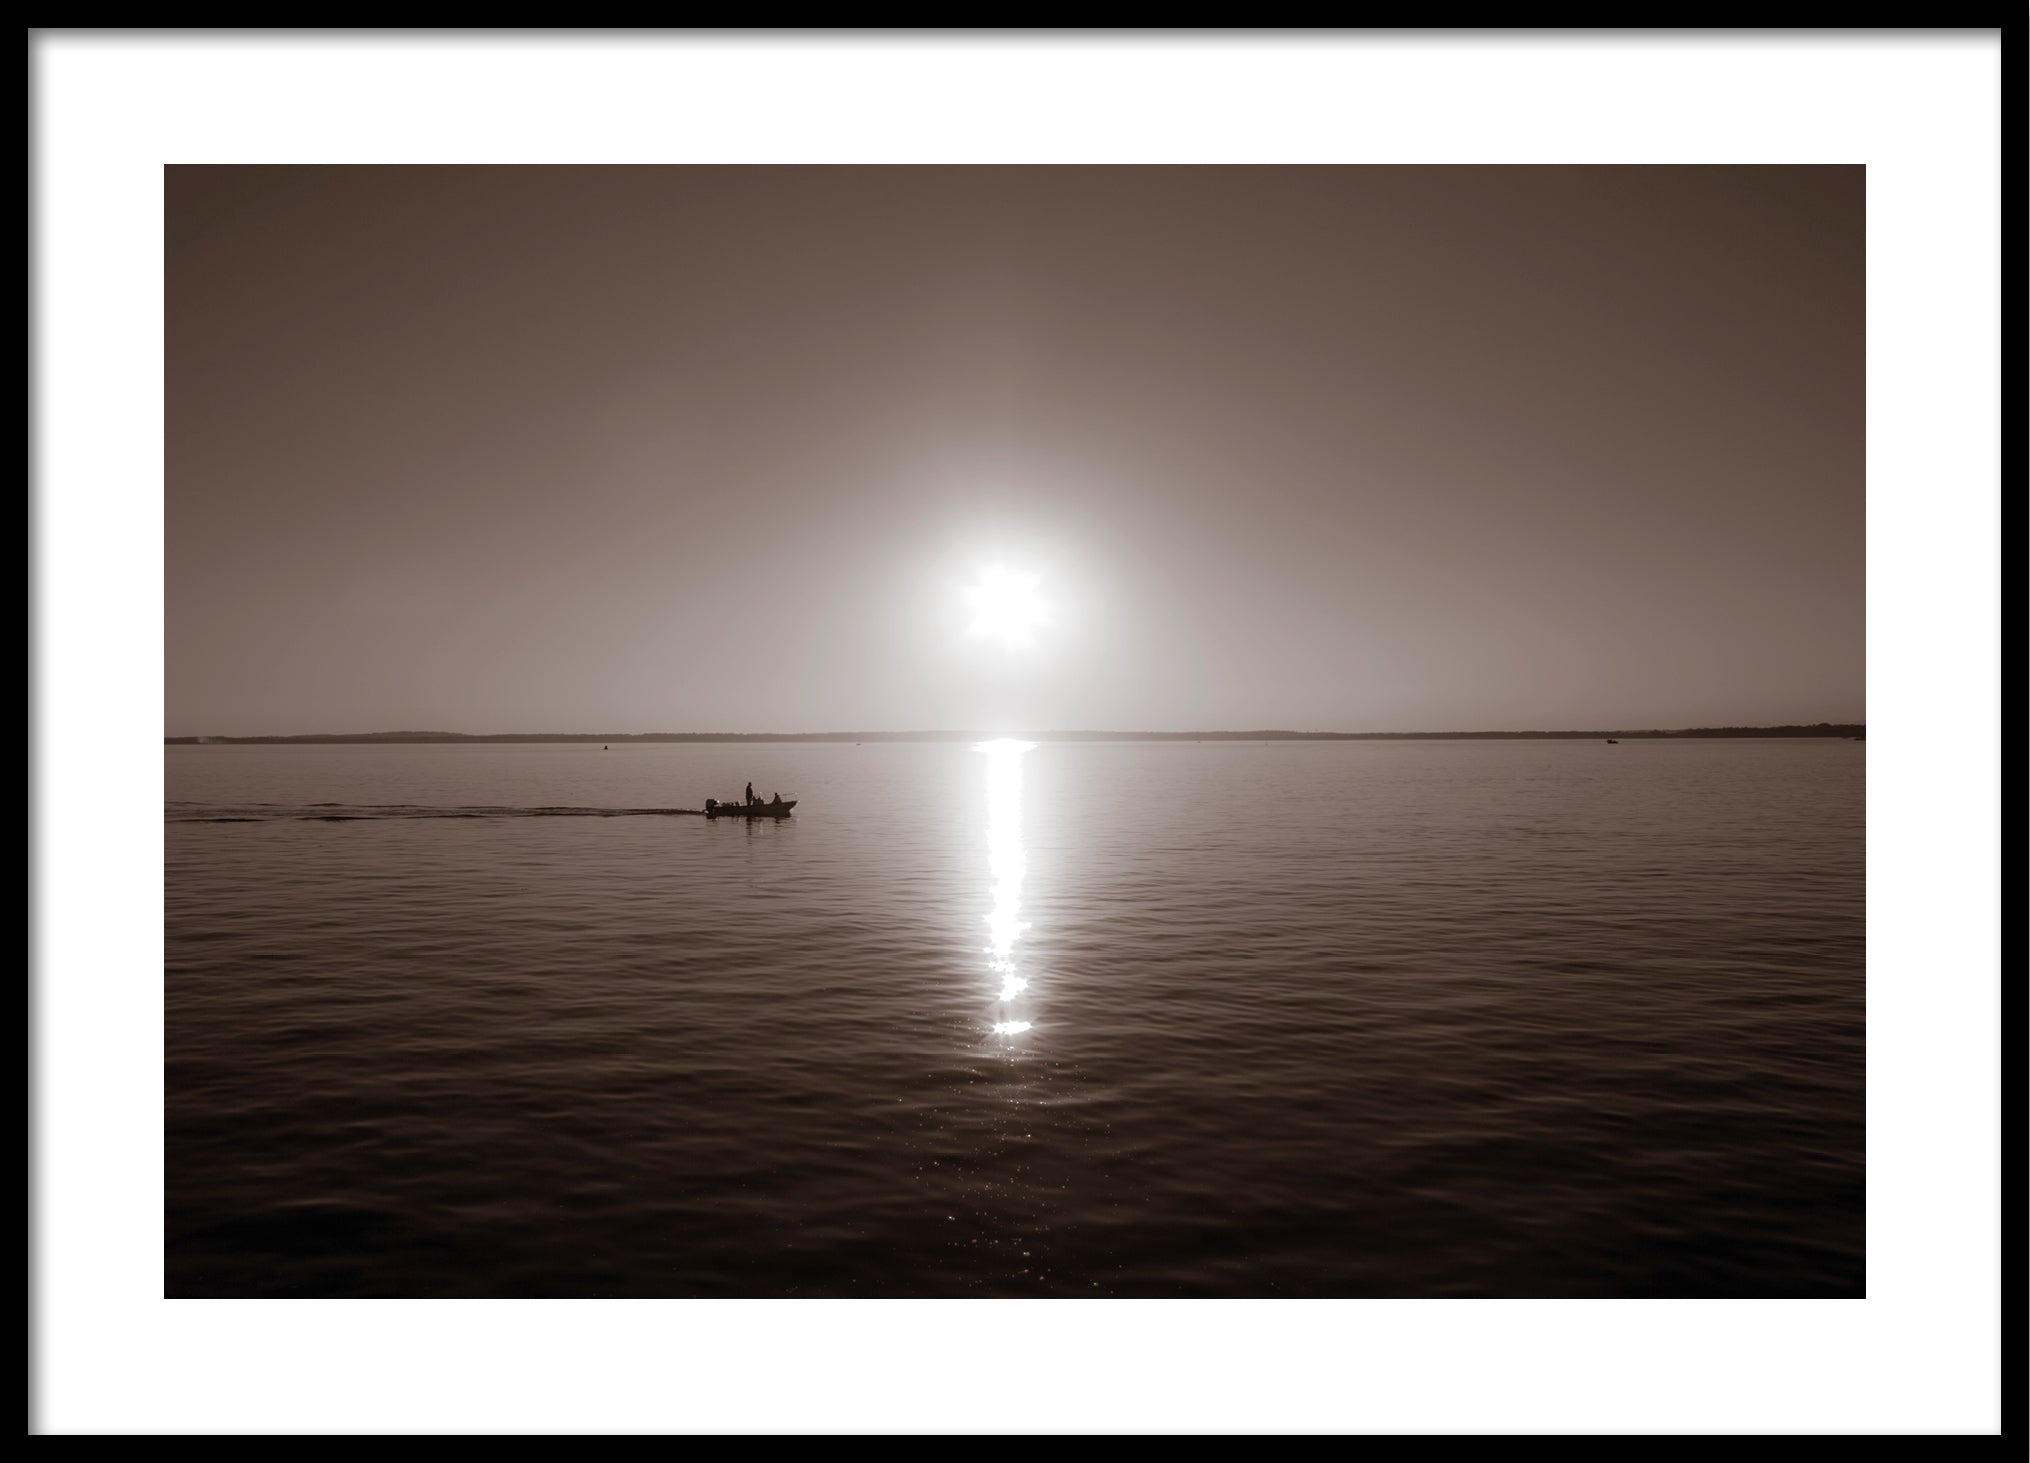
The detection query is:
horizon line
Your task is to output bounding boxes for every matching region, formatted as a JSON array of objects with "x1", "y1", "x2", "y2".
[{"x1": 165, "y1": 722, "x2": 1866, "y2": 744}]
